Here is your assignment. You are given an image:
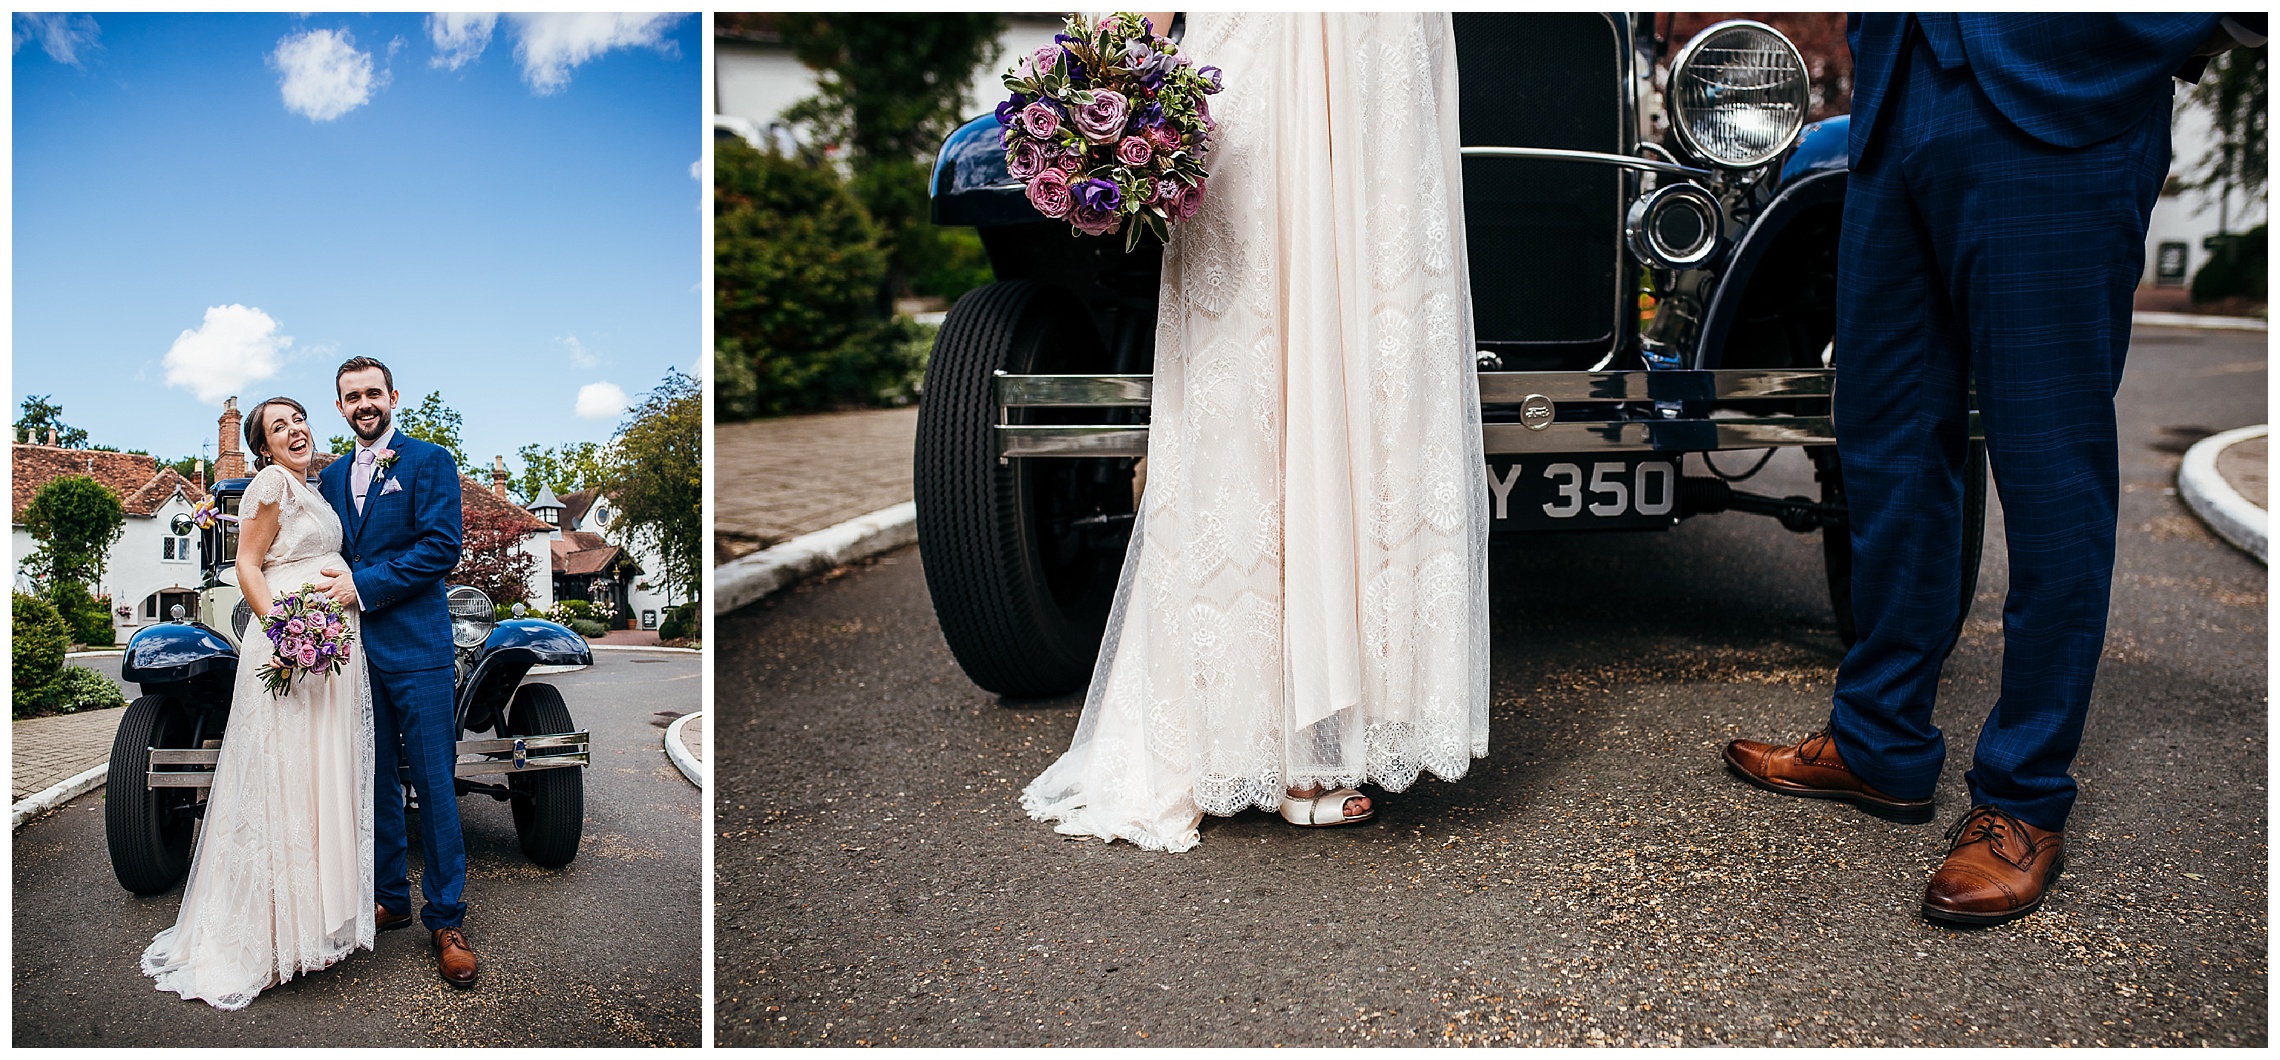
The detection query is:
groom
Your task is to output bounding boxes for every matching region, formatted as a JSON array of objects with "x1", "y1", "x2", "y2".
[
  {"x1": 1723, "y1": 13, "x2": 2260, "y2": 925},
  {"x1": 315, "y1": 356, "x2": 477, "y2": 987}
]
